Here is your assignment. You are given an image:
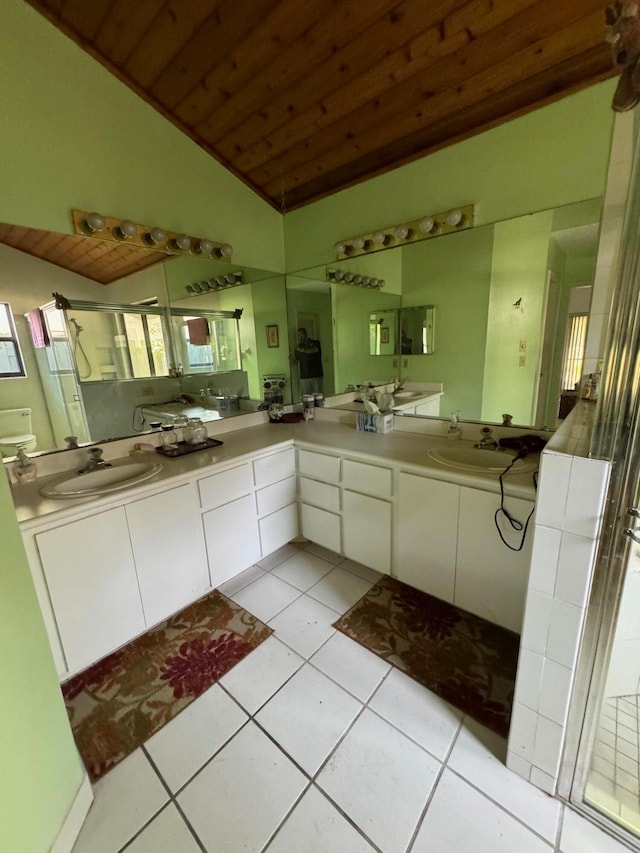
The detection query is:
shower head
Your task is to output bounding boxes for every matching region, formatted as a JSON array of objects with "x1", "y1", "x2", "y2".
[{"x1": 70, "y1": 317, "x2": 83, "y2": 333}]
